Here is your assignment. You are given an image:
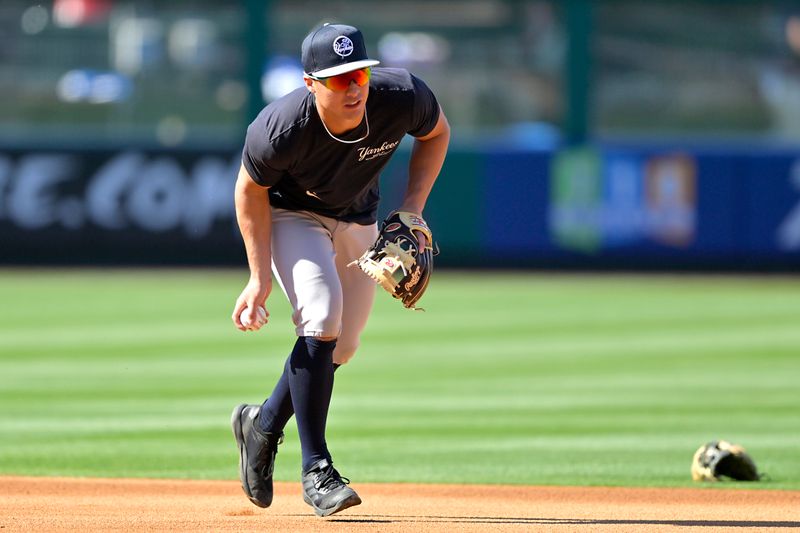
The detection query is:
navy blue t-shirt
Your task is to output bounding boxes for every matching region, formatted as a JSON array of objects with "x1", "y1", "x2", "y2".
[{"x1": 242, "y1": 67, "x2": 440, "y2": 225}]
